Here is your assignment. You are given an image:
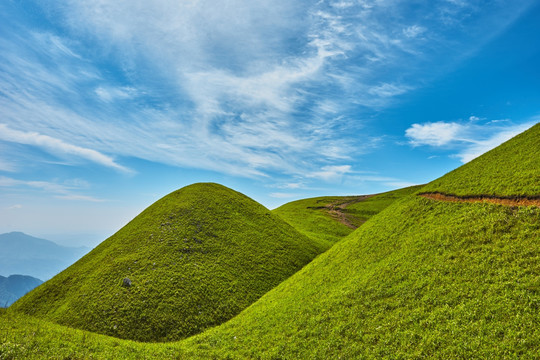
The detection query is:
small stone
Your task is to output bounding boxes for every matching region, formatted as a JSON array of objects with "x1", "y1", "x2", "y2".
[{"x1": 123, "y1": 277, "x2": 132, "y2": 287}]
